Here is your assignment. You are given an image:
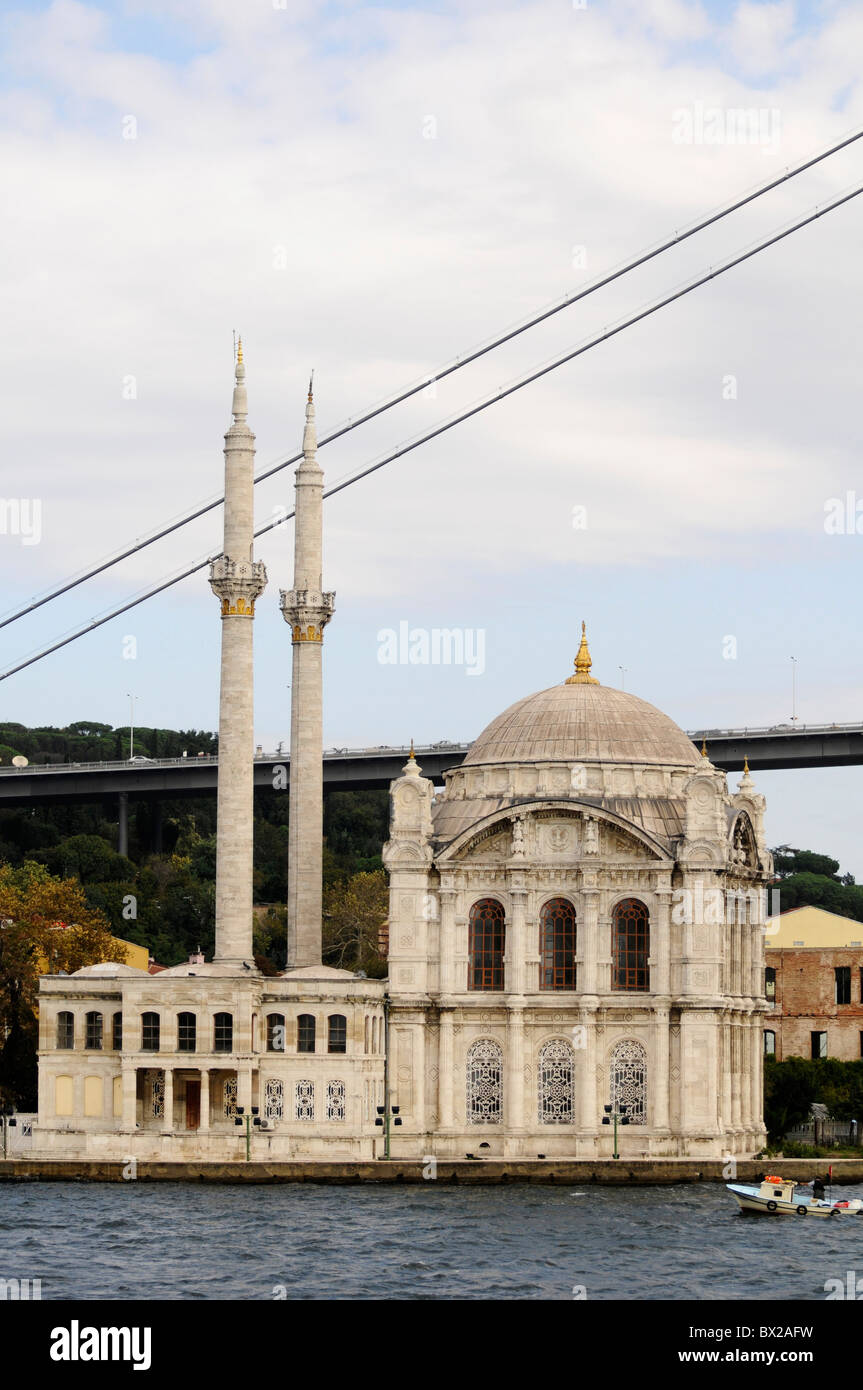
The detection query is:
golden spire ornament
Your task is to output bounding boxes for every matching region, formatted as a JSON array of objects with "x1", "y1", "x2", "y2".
[{"x1": 565, "y1": 621, "x2": 600, "y2": 685}]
